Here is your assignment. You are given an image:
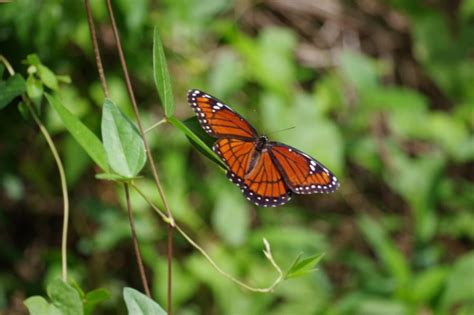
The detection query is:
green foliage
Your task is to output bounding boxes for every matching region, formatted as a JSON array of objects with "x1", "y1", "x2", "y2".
[
  {"x1": 101, "y1": 99, "x2": 146, "y2": 178},
  {"x1": 285, "y1": 253, "x2": 324, "y2": 279},
  {"x1": 153, "y1": 27, "x2": 175, "y2": 117},
  {"x1": 46, "y1": 94, "x2": 108, "y2": 171},
  {"x1": 24, "y1": 279, "x2": 83, "y2": 315},
  {"x1": 0, "y1": 73, "x2": 26, "y2": 110},
  {"x1": 123, "y1": 288, "x2": 167, "y2": 315},
  {"x1": 1, "y1": 0, "x2": 473, "y2": 314}
]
